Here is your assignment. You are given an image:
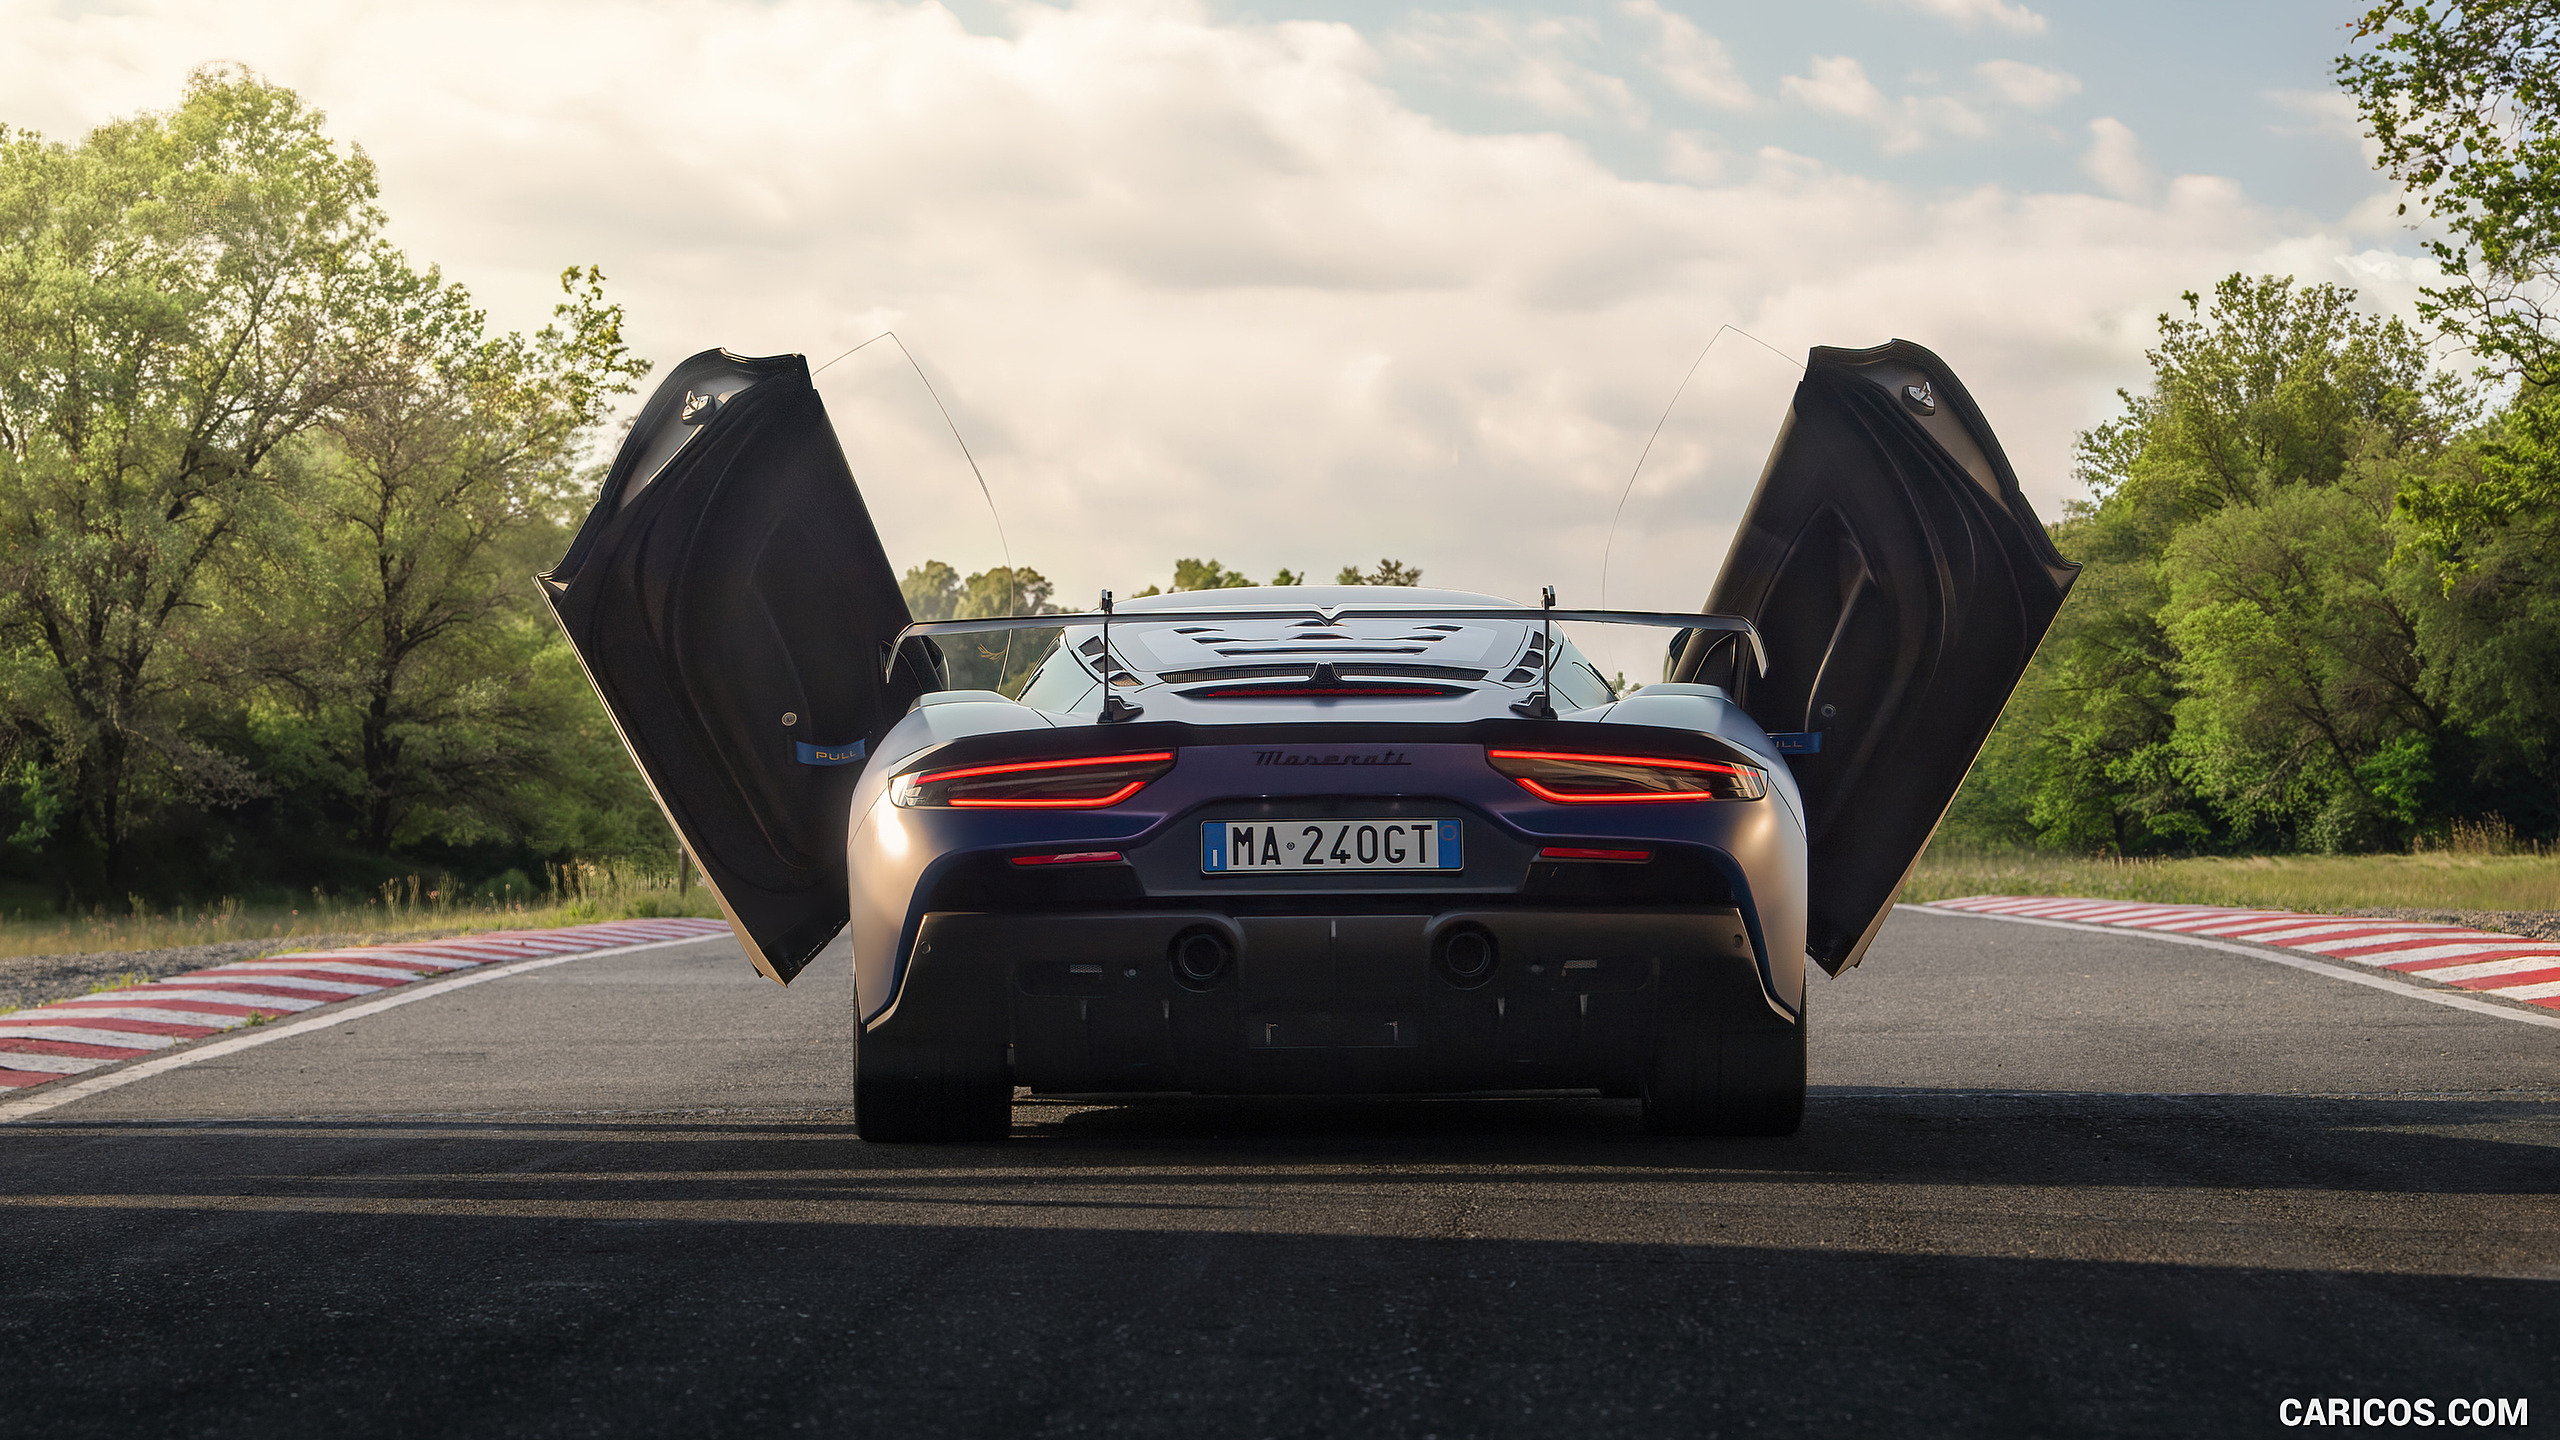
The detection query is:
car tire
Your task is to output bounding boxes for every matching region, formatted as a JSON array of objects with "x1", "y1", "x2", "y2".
[
  {"x1": 1642, "y1": 988, "x2": 1806, "y2": 1137},
  {"x1": 854, "y1": 1035, "x2": 1012, "y2": 1142}
]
